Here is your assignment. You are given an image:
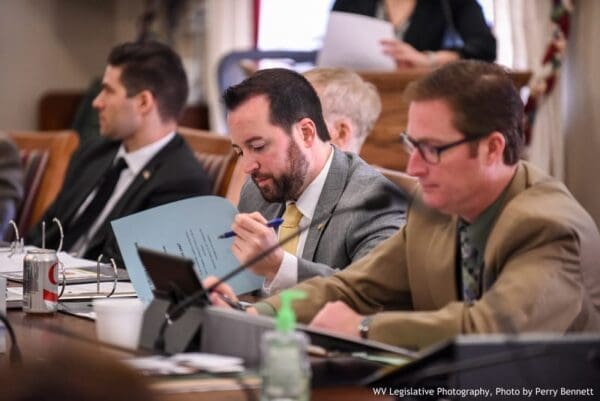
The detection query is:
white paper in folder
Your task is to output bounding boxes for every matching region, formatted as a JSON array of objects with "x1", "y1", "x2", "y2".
[{"x1": 317, "y1": 11, "x2": 396, "y2": 71}]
